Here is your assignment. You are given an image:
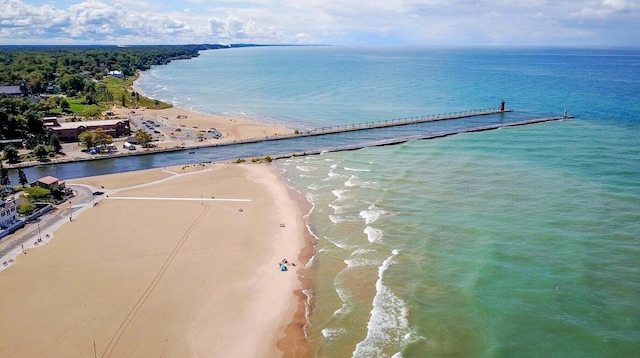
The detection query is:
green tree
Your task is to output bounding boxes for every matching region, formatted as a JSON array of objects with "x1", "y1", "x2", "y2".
[
  {"x1": 85, "y1": 92, "x2": 97, "y2": 105},
  {"x1": 59, "y1": 74, "x2": 85, "y2": 92},
  {"x1": 17, "y1": 202, "x2": 36, "y2": 216},
  {"x1": 33, "y1": 144, "x2": 49, "y2": 160},
  {"x1": 26, "y1": 71, "x2": 45, "y2": 94},
  {"x1": 18, "y1": 168, "x2": 28, "y2": 186},
  {"x1": 40, "y1": 96, "x2": 59, "y2": 113},
  {"x1": 60, "y1": 99, "x2": 70, "y2": 111},
  {"x1": 134, "y1": 129, "x2": 152, "y2": 147},
  {"x1": 3, "y1": 145, "x2": 20, "y2": 164},
  {"x1": 49, "y1": 134, "x2": 62, "y2": 153},
  {"x1": 92, "y1": 128, "x2": 113, "y2": 149},
  {"x1": 25, "y1": 186, "x2": 51, "y2": 202},
  {"x1": 0, "y1": 163, "x2": 10, "y2": 186},
  {"x1": 51, "y1": 187, "x2": 65, "y2": 201},
  {"x1": 79, "y1": 129, "x2": 112, "y2": 151},
  {"x1": 26, "y1": 111, "x2": 45, "y2": 134},
  {"x1": 78, "y1": 130, "x2": 95, "y2": 149}
]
